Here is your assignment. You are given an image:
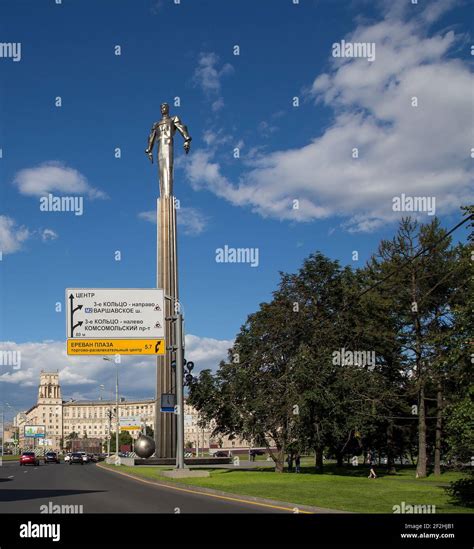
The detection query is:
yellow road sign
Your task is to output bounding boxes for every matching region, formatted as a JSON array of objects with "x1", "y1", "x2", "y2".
[{"x1": 67, "y1": 338, "x2": 165, "y2": 356}]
